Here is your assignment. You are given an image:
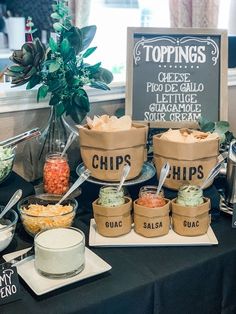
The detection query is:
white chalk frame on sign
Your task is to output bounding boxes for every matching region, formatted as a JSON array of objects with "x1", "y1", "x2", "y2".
[{"x1": 126, "y1": 27, "x2": 228, "y2": 128}]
